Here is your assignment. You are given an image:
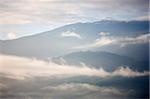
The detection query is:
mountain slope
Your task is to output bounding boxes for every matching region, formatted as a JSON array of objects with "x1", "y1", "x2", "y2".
[
  {"x1": 52, "y1": 51, "x2": 148, "y2": 71},
  {"x1": 1, "y1": 20, "x2": 149, "y2": 59}
]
